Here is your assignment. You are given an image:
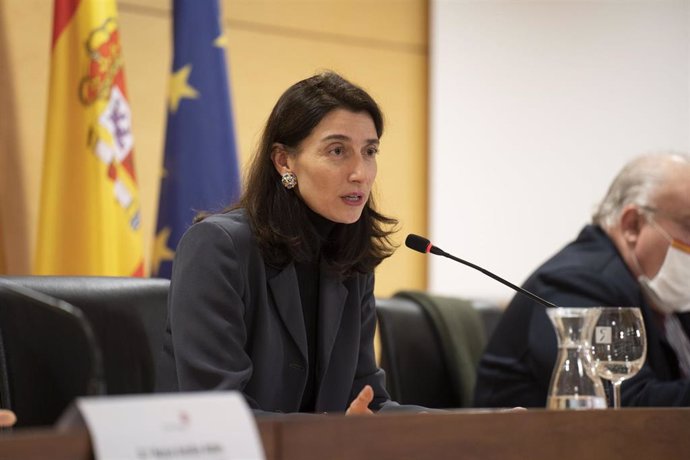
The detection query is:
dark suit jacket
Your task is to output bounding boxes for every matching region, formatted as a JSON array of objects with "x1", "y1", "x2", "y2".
[
  {"x1": 474, "y1": 225, "x2": 690, "y2": 408},
  {"x1": 156, "y1": 210, "x2": 391, "y2": 413}
]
